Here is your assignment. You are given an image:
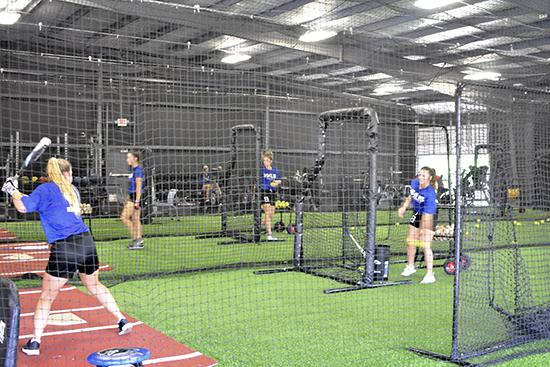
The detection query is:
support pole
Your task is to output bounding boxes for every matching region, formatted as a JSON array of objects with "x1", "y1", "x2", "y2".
[
  {"x1": 64, "y1": 133, "x2": 69, "y2": 160},
  {"x1": 451, "y1": 82, "x2": 465, "y2": 360},
  {"x1": 254, "y1": 126, "x2": 262, "y2": 242},
  {"x1": 96, "y1": 65, "x2": 103, "y2": 178},
  {"x1": 361, "y1": 109, "x2": 379, "y2": 286},
  {"x1": 15, "y1": 131, "x2": 20, "y2": 171},
  {"x1": 9, "y1": 133, "x2": 14, "y2": 175},
  {"x1": 292, "y1": 199, "x2": 304, "y2": 268},
  {"x1": 265, "y1": 82, "x2": 270, "y2": 149}
]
